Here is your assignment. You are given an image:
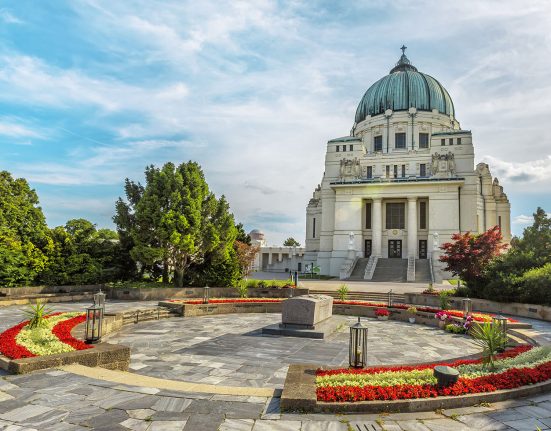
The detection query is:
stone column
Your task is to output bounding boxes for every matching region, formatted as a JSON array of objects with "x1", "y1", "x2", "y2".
[
  {"x1": 268, "y1": 252, "x2": 273, "y2": 265},
  {"x1": 372, "y1": 198, "x2": 383, "y2": 257},
  {"x1": 407, "y1": 197, "x2": 418, "y2": 258}
]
